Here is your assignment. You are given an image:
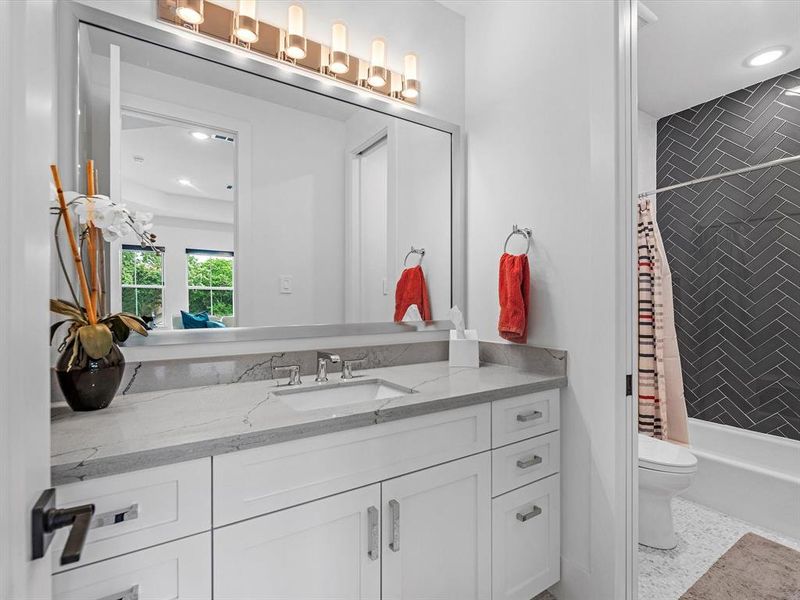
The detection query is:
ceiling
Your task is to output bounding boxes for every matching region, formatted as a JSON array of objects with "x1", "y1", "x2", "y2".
[
  {"x1": 121, "y1": 114, "x2": 236, "y2": 203},
  {"x1": 639, "y1": 0, "x2": 800, "y2": 118}
]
